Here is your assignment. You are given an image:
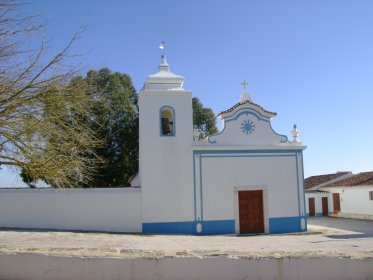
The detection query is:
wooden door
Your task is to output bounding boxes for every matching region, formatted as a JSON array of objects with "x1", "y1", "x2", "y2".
[
  {"x1": 333, "y1": 193, "x2": 341, "y2": 214},
  {"x1": 239, "y1": 190, "x2": 264, "y2": 234},
  {"x1": 308, "y1": 197, "x2": 315, "y2": 217},
  {"x1": 322, "y1": 197, "x2": 329, "y2": 216}
]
